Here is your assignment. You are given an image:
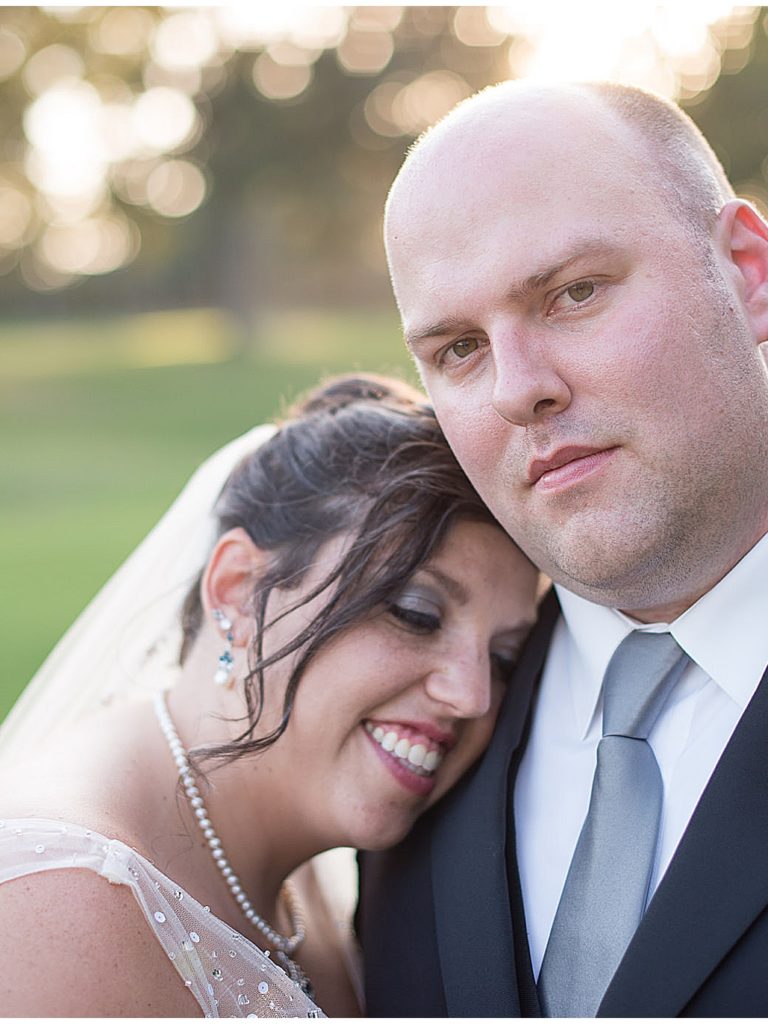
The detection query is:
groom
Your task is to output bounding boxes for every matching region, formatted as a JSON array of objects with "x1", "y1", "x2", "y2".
[{"x1": 357, "y1": 81, "x2": 768, "y2": 1016}]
